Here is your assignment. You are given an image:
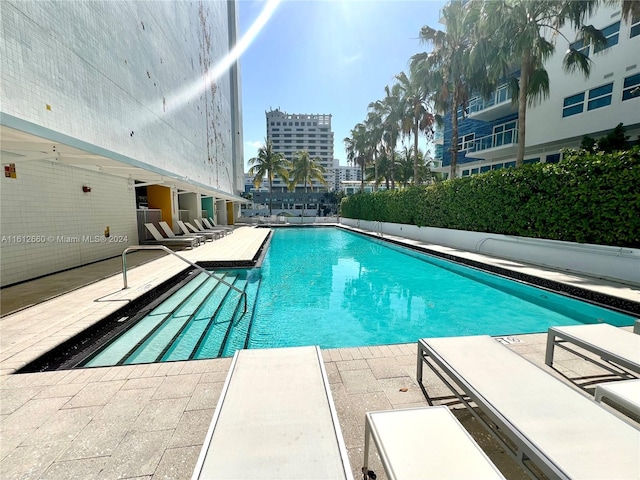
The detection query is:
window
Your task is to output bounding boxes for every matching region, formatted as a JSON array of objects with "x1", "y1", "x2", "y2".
[
  {"x1": 272, "y1": 128, "x2": 279, "y2": 132},
  {"x1": 492, "y1": 163, "x2": 504, "y2": 170},
  {"x1": 295, "y1": 122, "x2": 299, "y2": 126},
  {"x1": 587, "y1": 82, "x2": 613, "y2": 110},
  {"x1": 631, "y1": 12, "x2": 640, "y2": 38},
  {"x1": 296, "y1": 128, "x2": 303, "y2": 131},
  {"x1": 457, "y1": 133, "x2": 475, "y2": 151},
  {"x1": 523, "y1": 157, "x2": 540, "y2": 165},
  {"x1": 313, "y1": 122, "x2": 317, "y2": 126},
  {"x1": 546, "y1": 153, "x2": 561, "y2": 164},
  {"x1": 480, "y1": 165, "x2": 491, "y2": 173},
  {"x1": 471, "y1": 168, "x2": 479, "y2": 174},
  {"x1": 562, "y1": 92, "x2": 585, "y2": 117},
  {"x1": 276, "y1": 122, "x2": 281, "y2": 126},
  {"x1": 622, "y1": 73, "x2": 640, "y2": 101},
  {"x1": 493, "y1": 121, "x2": 516, "y2": 146},
  {"x1": 270, "y1": 122, "x2": 274, "y2": 126},
  {"x1": 570, "y1": 38, "x2": 590, "y2": 57},
  {"x1": 594, "y1": 21, "x2": 620, "y2": 53},
  {"x1": 307, "y1": 122, "x2": 311, "y2": 126}
]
